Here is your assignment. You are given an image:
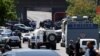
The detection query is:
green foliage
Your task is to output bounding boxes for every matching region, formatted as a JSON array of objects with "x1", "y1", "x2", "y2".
[
  {"x1": 67, "y1": 0, "x2": 96, "y2": 16},
  {"x1": 0, "y1": 0, "x2": 17, "y2": 25},
  {"x1": 93, "y1": 15, "x2": 100, "y2": 27}
]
